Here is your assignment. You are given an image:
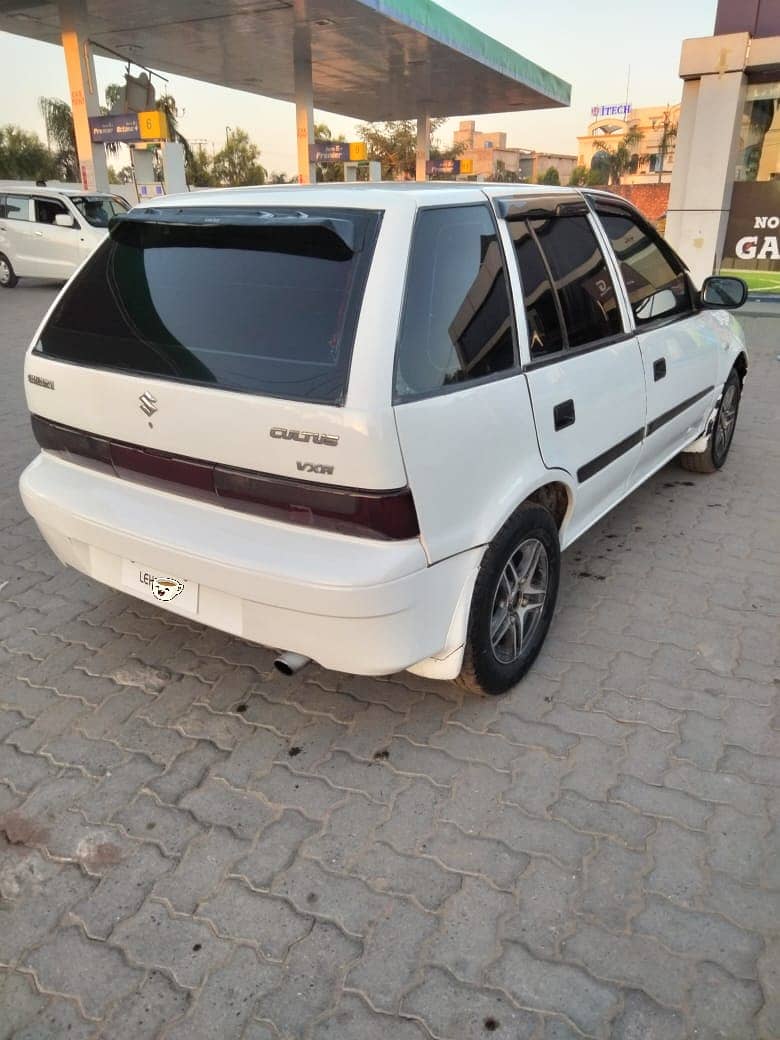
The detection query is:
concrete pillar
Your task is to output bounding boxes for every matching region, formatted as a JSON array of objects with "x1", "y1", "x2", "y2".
[
  {"x1": 293, "y1": 1, "x2": 316, "y2": 185},
  {"x1": 59, "y1": 0, "x2": 108, "y2": 192},
  {"x1": 416, "y1": 113, "x2": 430, "y2": 182},
  {"x1": 665, "y1": 33, "x2": 749, "y2": 286}
]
